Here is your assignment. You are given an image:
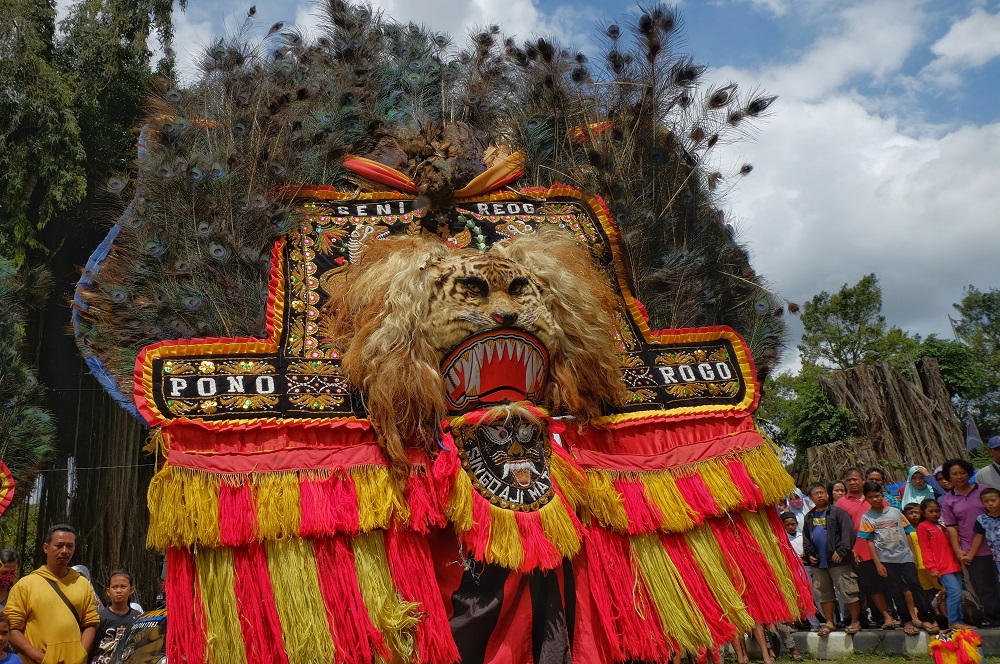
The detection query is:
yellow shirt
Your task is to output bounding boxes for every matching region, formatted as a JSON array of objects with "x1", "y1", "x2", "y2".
[{"x1": 2, "y1": 566, "x2": 100, "y2": 664}]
